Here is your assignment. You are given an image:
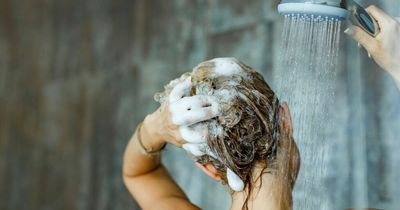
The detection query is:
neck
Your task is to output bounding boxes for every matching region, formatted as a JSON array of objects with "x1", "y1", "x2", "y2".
[{"x1": 229, "y1": 166, "x2": 291, "y2": 210}]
